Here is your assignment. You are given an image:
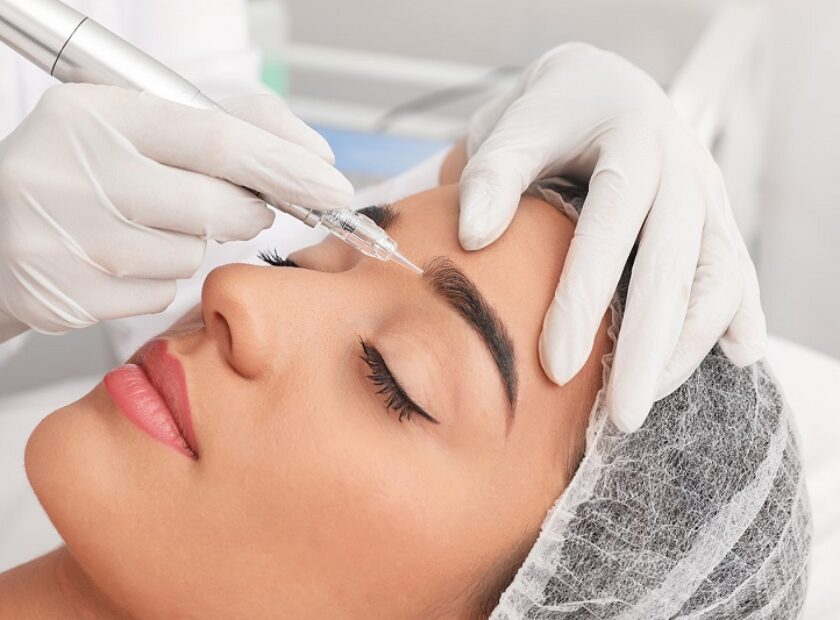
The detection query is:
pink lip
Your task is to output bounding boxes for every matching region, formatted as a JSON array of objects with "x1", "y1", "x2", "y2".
[{"x1": 104, "y1": 340, "x2": 199, "y2": 459}]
